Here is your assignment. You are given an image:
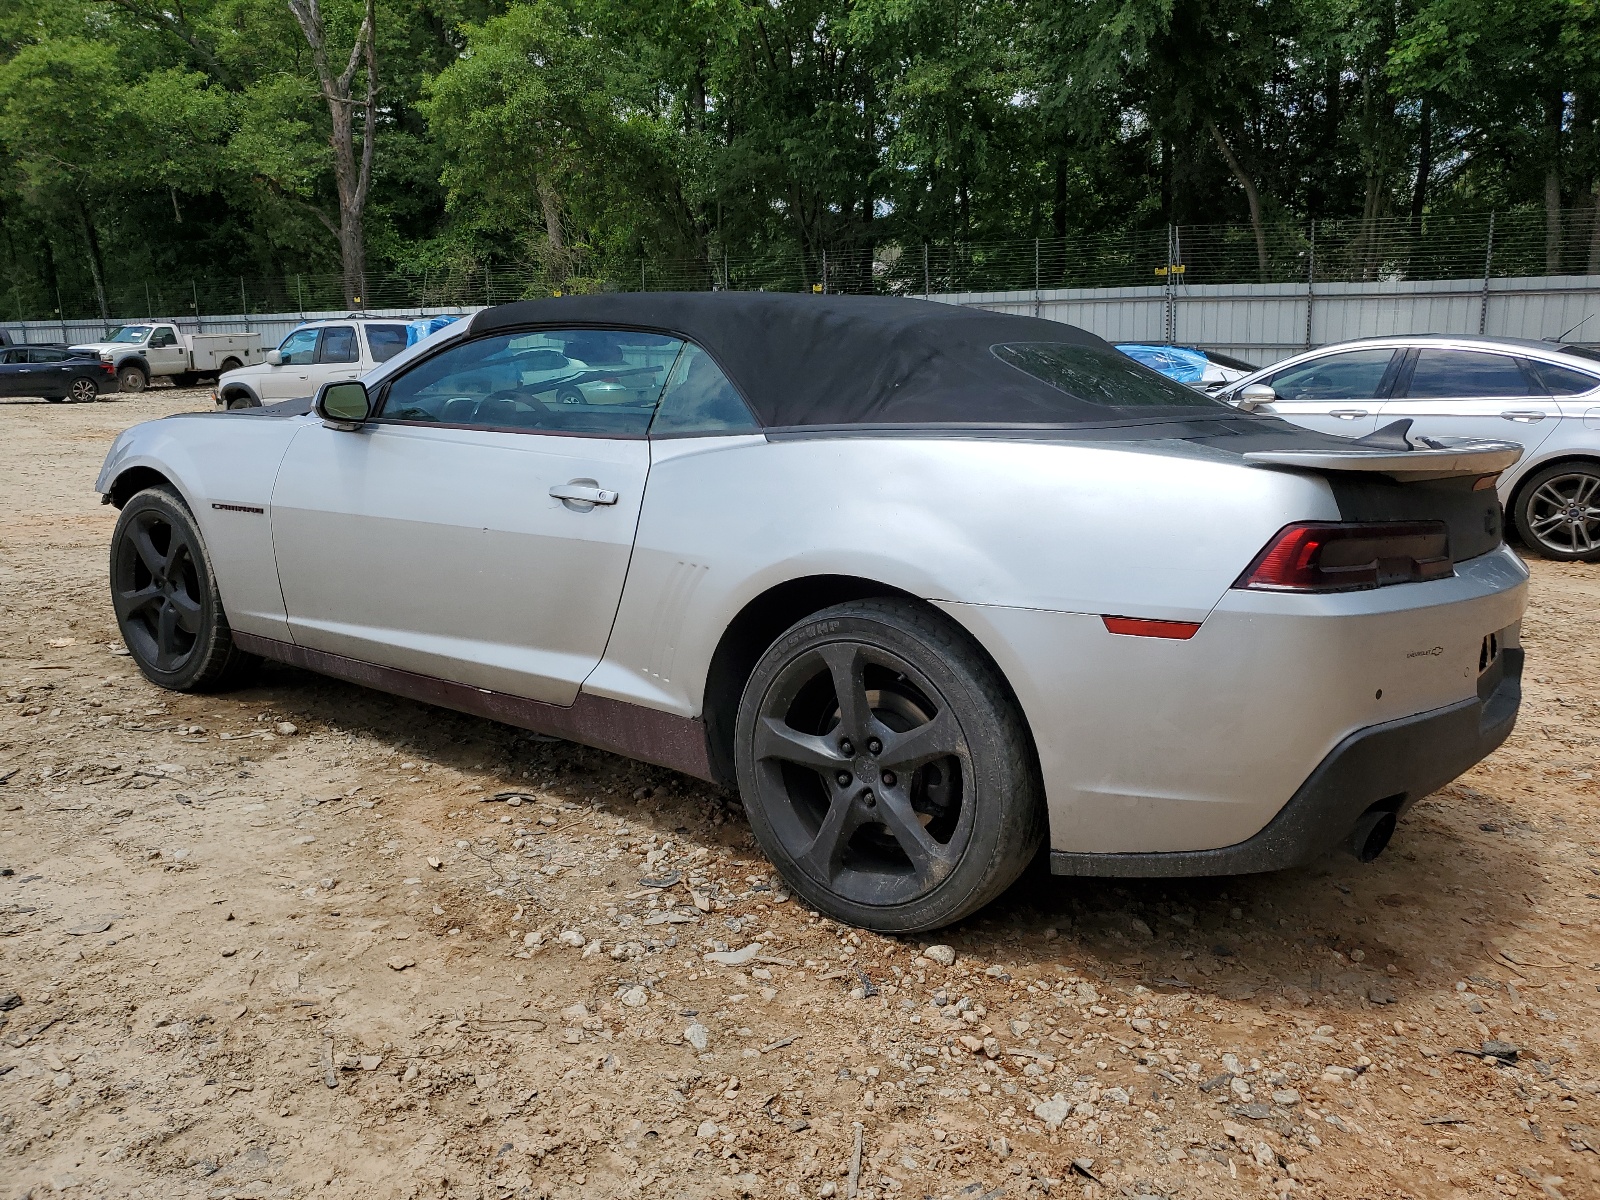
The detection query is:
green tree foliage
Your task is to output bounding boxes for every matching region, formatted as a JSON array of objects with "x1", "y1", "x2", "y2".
[{"x1": 0, "y1": 0, "x2": 1597, "y2": 316}]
